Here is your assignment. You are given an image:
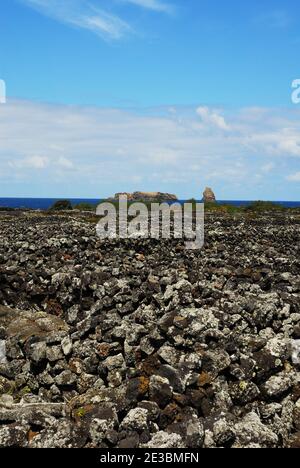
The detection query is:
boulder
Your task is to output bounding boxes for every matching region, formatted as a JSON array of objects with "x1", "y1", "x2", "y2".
[
  {"x1": 203, "y1": 187, "x2": 216, "y2": 203},
  {"x1": 0, "y1": 306, "x2": 69, "y2": 343}
]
